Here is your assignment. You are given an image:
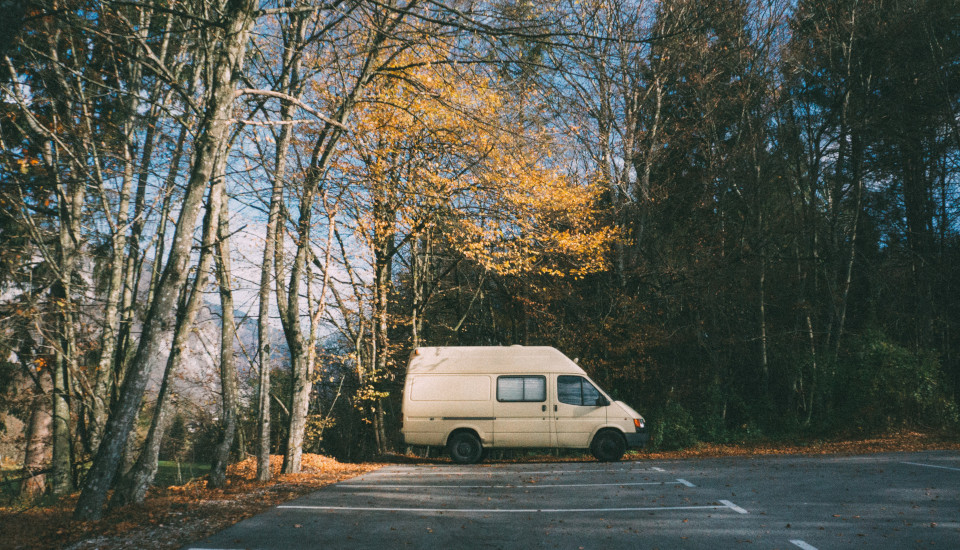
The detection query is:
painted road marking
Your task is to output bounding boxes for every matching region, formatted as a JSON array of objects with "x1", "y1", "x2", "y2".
[
  {"x1": 360, "y1": 467, "x2": 663, "y2": 476},
  {"x1": 789, "y1": 540, "x2": 818, "y2": 550},
  {"x1": 277, "y1": 502, "x2": 747, "y2": 514},
  {"x1": 903, "y1": 461, "x2": 960, "y2": 472},
  {"x1": 651, "y1": 467, "x2": 665, "y2": 472},
  {"x1": 718, "y1": 500, "x2": 749, "y2": 514},
  {"x1": 339, "y1": 479, "x2": 693, "y2": 489}
]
